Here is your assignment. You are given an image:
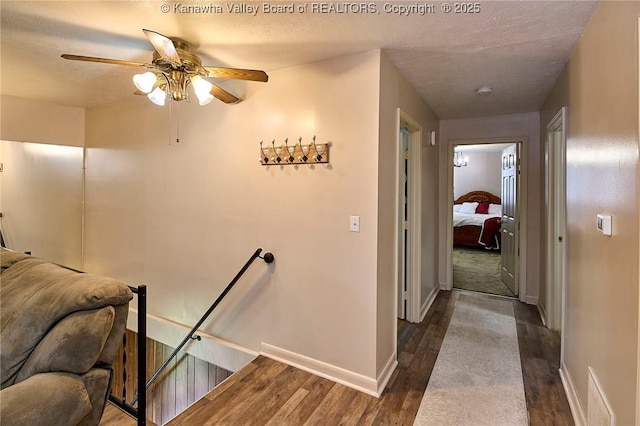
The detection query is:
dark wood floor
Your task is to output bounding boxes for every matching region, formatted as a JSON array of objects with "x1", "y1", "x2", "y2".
[{"x1": 103, "y1": 290, "x2": 574, "y2": 425}]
